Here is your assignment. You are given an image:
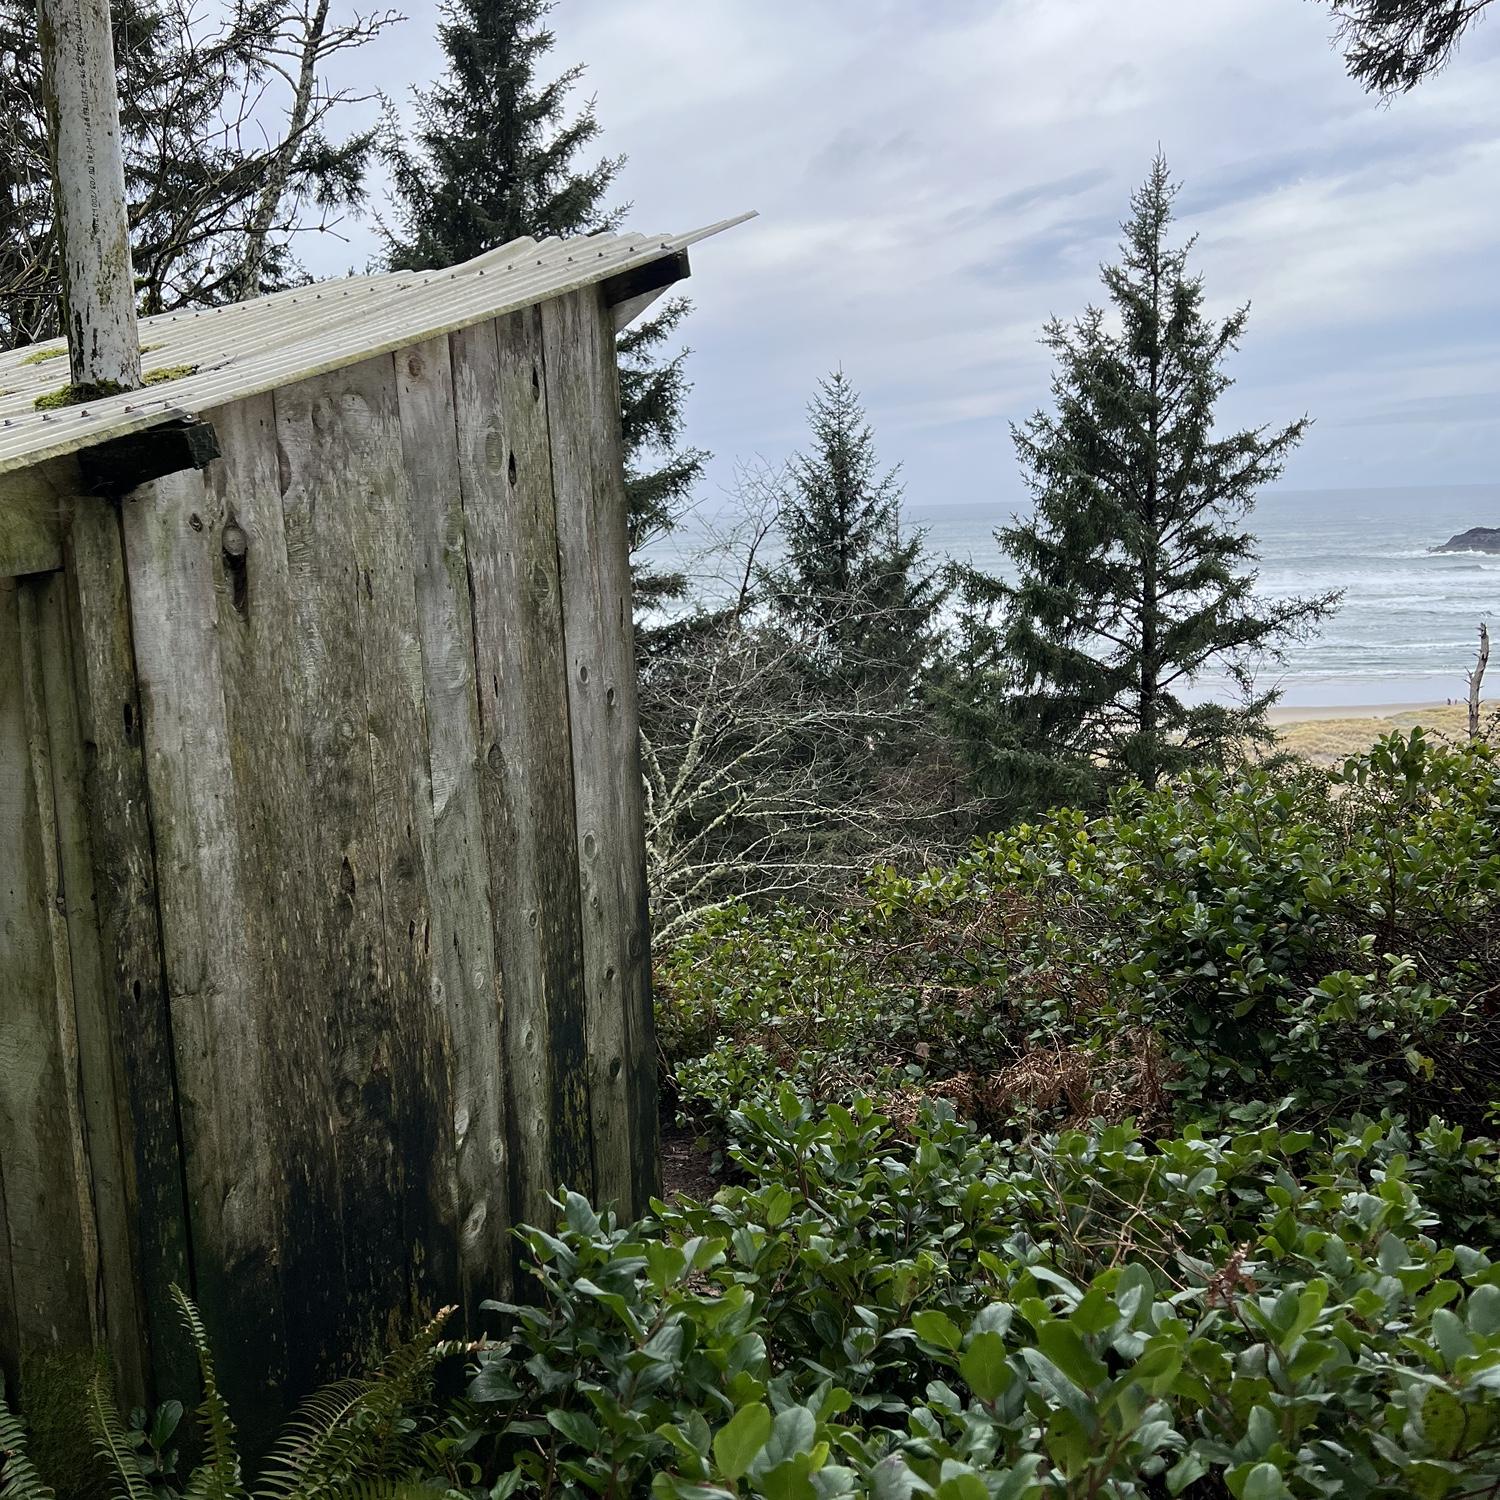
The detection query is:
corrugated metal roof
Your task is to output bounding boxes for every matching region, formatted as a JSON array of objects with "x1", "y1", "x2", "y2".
[{"x1": 0, "y1": 215, "x2": 751, "y2": 479}]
